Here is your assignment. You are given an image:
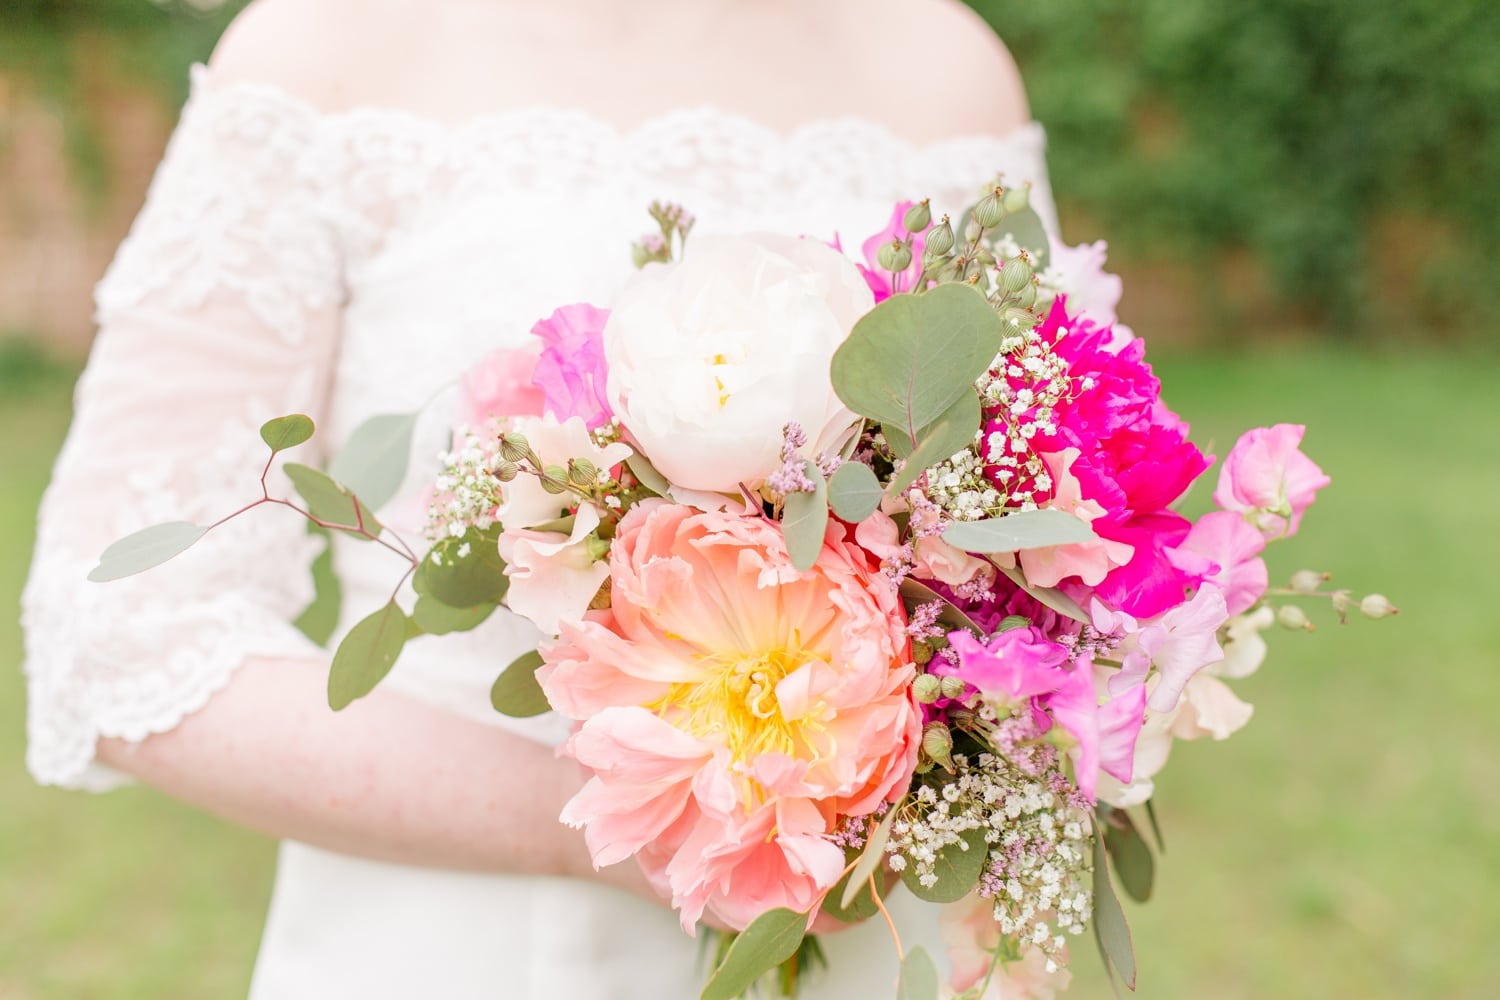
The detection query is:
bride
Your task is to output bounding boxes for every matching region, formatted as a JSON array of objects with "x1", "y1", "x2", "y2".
[{"x1": 21, "y1": 0, "x2": 1062, "y2": 995}]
